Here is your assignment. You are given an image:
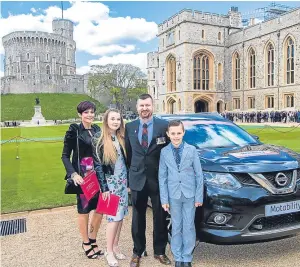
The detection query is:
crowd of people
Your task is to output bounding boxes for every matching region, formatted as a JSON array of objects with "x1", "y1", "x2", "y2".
[
  {"x1": 221, "y1": 110, "x2": 300, "y2": 123},
  {"x1": 62, "y1": 96, "x2": 202, "y2": 267},
  {"x1": 2, "y1": 121, "x2": 20, "y2": 127}
]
